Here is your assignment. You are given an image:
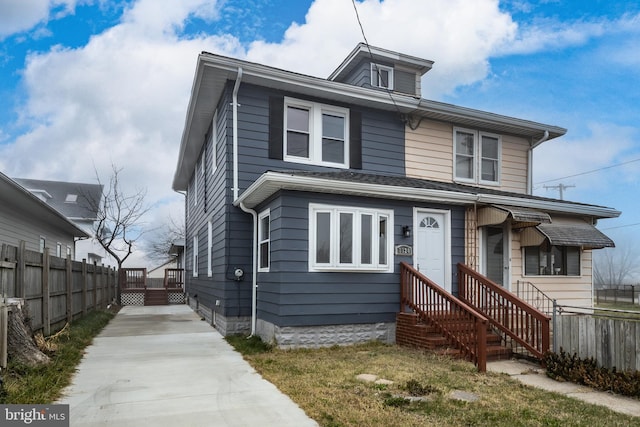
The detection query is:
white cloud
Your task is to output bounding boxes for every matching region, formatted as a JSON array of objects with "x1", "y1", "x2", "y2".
[
  {"x1": 0, "y1": 0, "x2": 243, "y2": 250},
  {"x1": 533, "y1": 122, "x2": 639, "y2": 198},
  {"x1": 0, "y1": 0, "x2": 78, "y2": 39},
  {"x1": 497, "y1": 12, "x2": 640, "y2": 56},
  {"x1": 5, "y1": 0, "x2": 638, "y2": 264},
  {"x1": 246, "y1": 0, "x2": 517, "y2": 97}
]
